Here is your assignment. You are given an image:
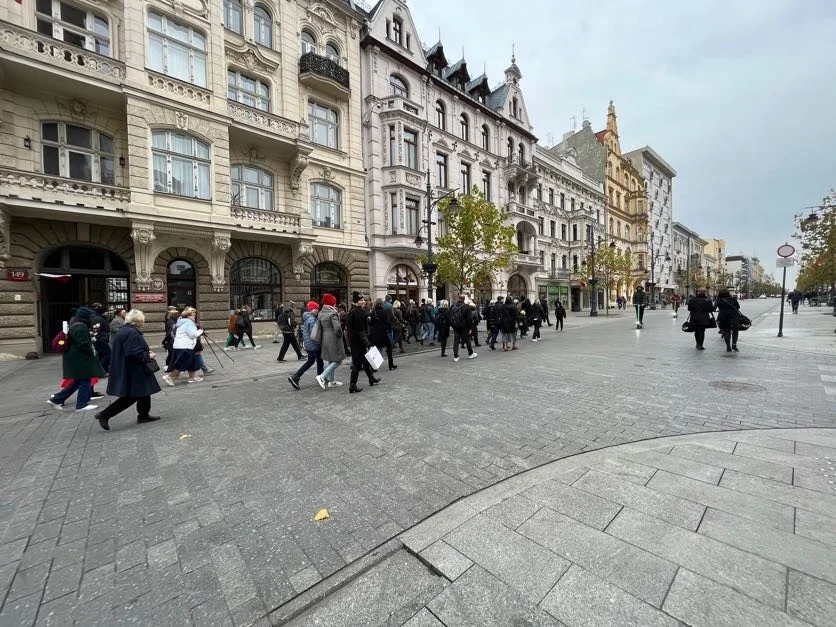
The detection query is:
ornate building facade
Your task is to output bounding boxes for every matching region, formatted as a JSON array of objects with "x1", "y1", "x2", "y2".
[
  {"x1": 358, "y1": 0, "x2": 539, "y2": 304},
  {"x1": 0, "y1": 0, "x2": 368, "y2": 356},
  {"x1": 673, "y1": 222, "x2": 707, "y2": 297}
]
